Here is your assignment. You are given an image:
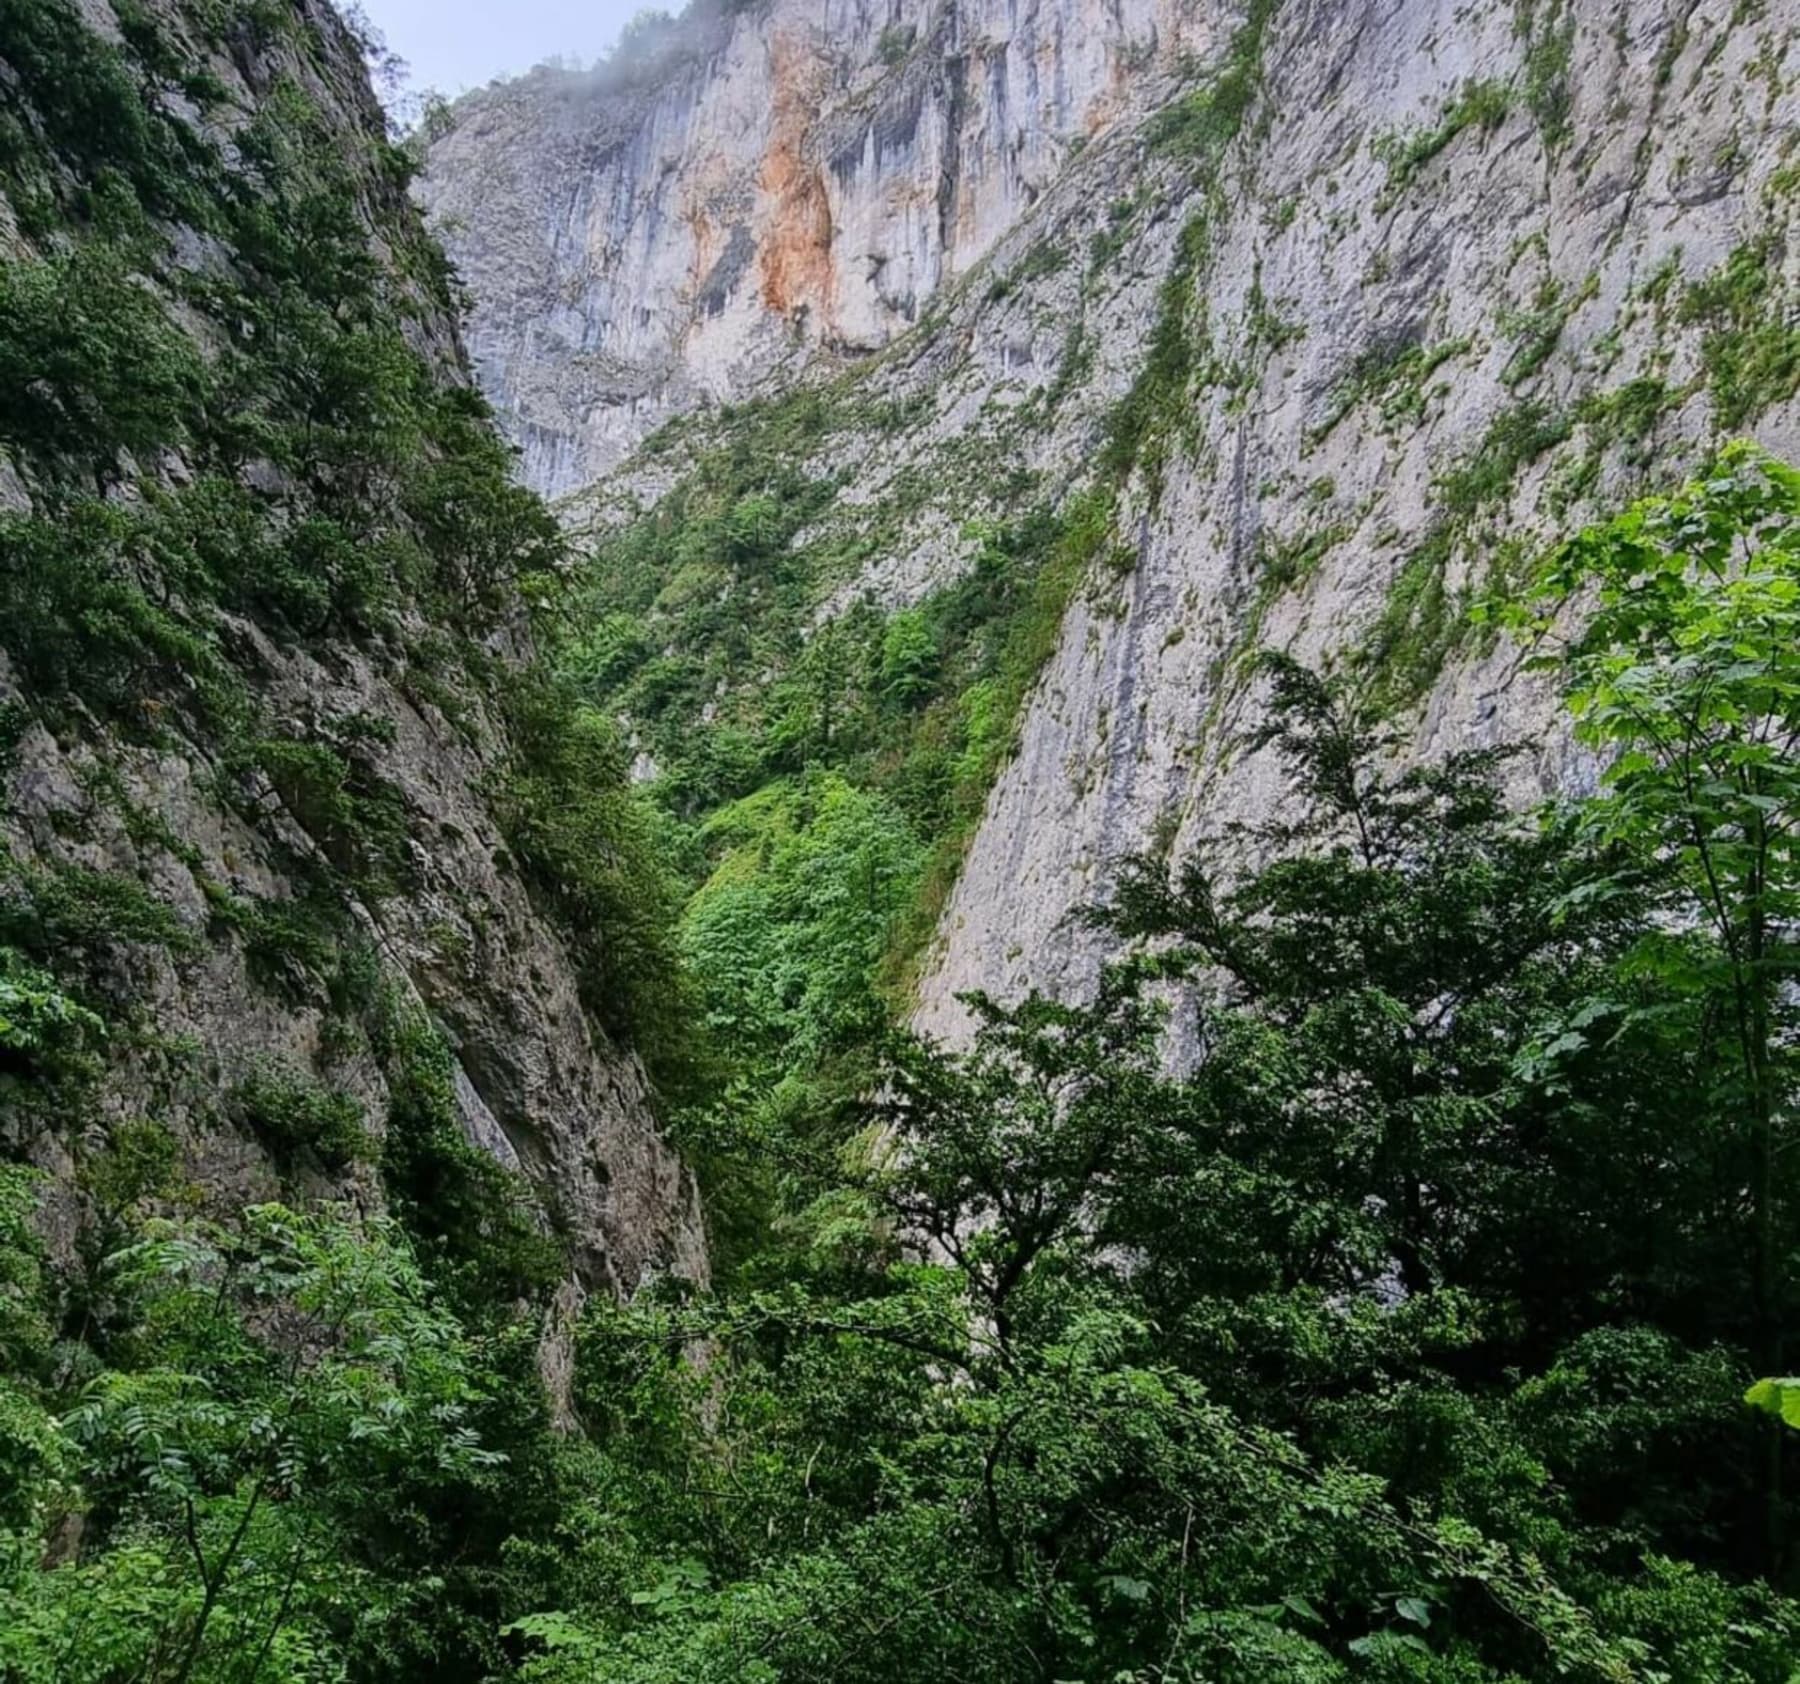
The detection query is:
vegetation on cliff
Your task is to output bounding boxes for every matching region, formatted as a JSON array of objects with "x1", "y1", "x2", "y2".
[{"x1": 2, "y1": 3, "x2": 1800, "y2": 1682}]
